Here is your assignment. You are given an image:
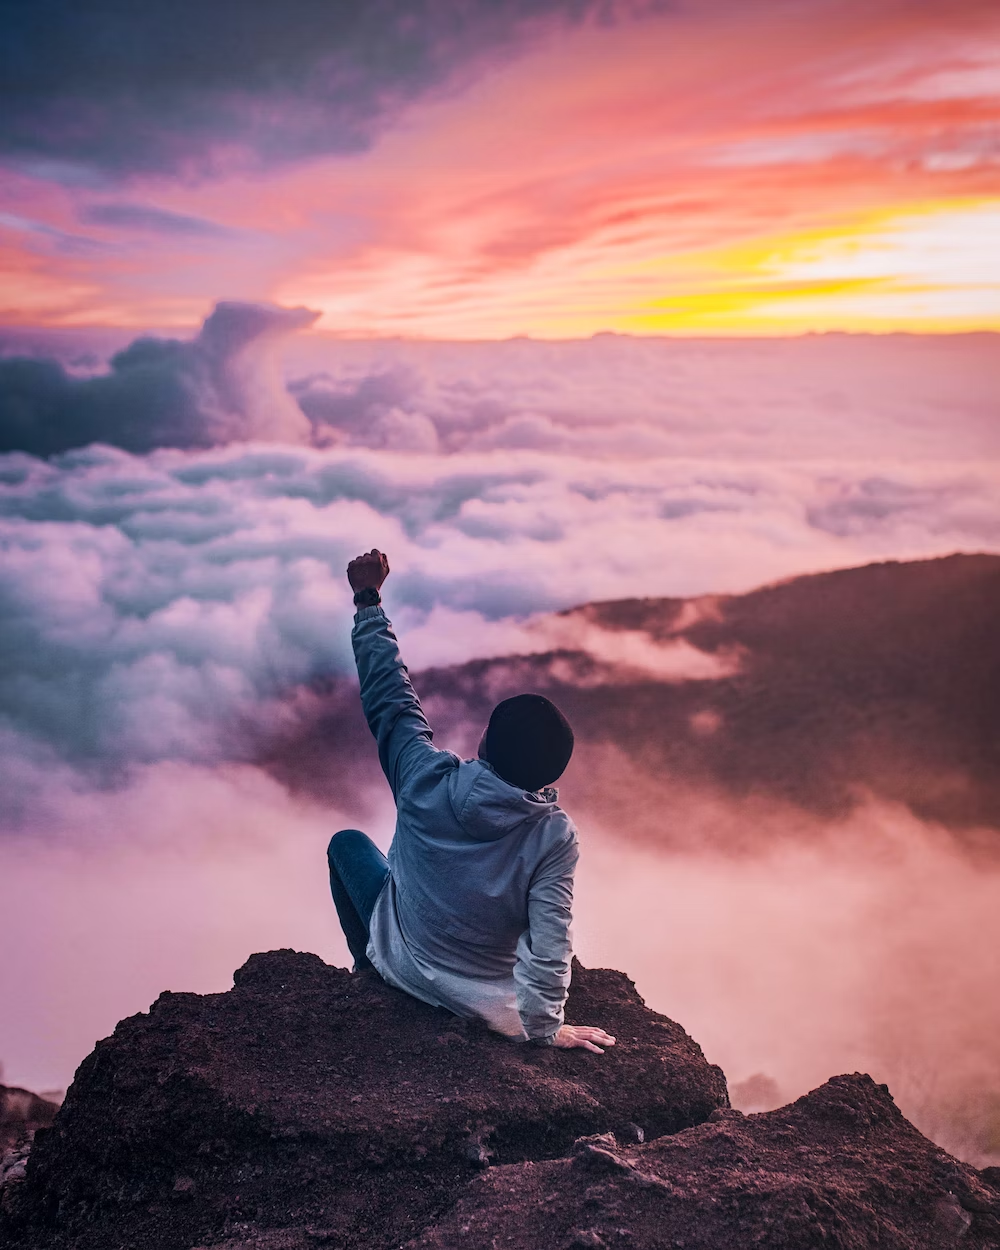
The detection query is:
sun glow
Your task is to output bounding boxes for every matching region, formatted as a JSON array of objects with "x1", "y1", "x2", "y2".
[
  {"x1": 282, "y1": 198, "x2": 1000, "y2": 340},
  {"x1": 622, "y1": 199, "x2": 1000, "y2": 335}
]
